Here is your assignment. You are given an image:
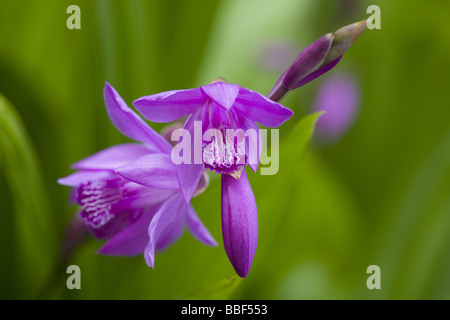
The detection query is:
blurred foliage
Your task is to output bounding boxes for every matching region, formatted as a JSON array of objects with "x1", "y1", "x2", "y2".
[
  {"x1": 182, "y1": 276, "x2": 242, "y2": 300},
  {"x1": 0, "y1": 0, "x2": 449, "y2": 299}
]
